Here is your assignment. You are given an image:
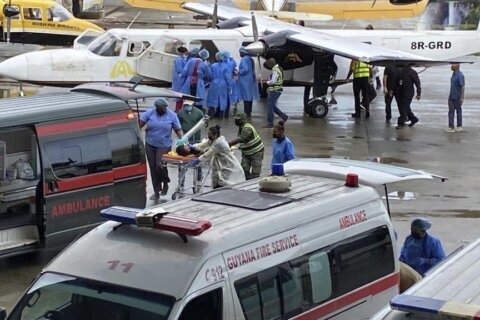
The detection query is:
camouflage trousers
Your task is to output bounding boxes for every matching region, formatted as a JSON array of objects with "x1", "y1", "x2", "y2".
[{"x1": 241, "y1": 151, "x2": 264, "y2": 180}]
